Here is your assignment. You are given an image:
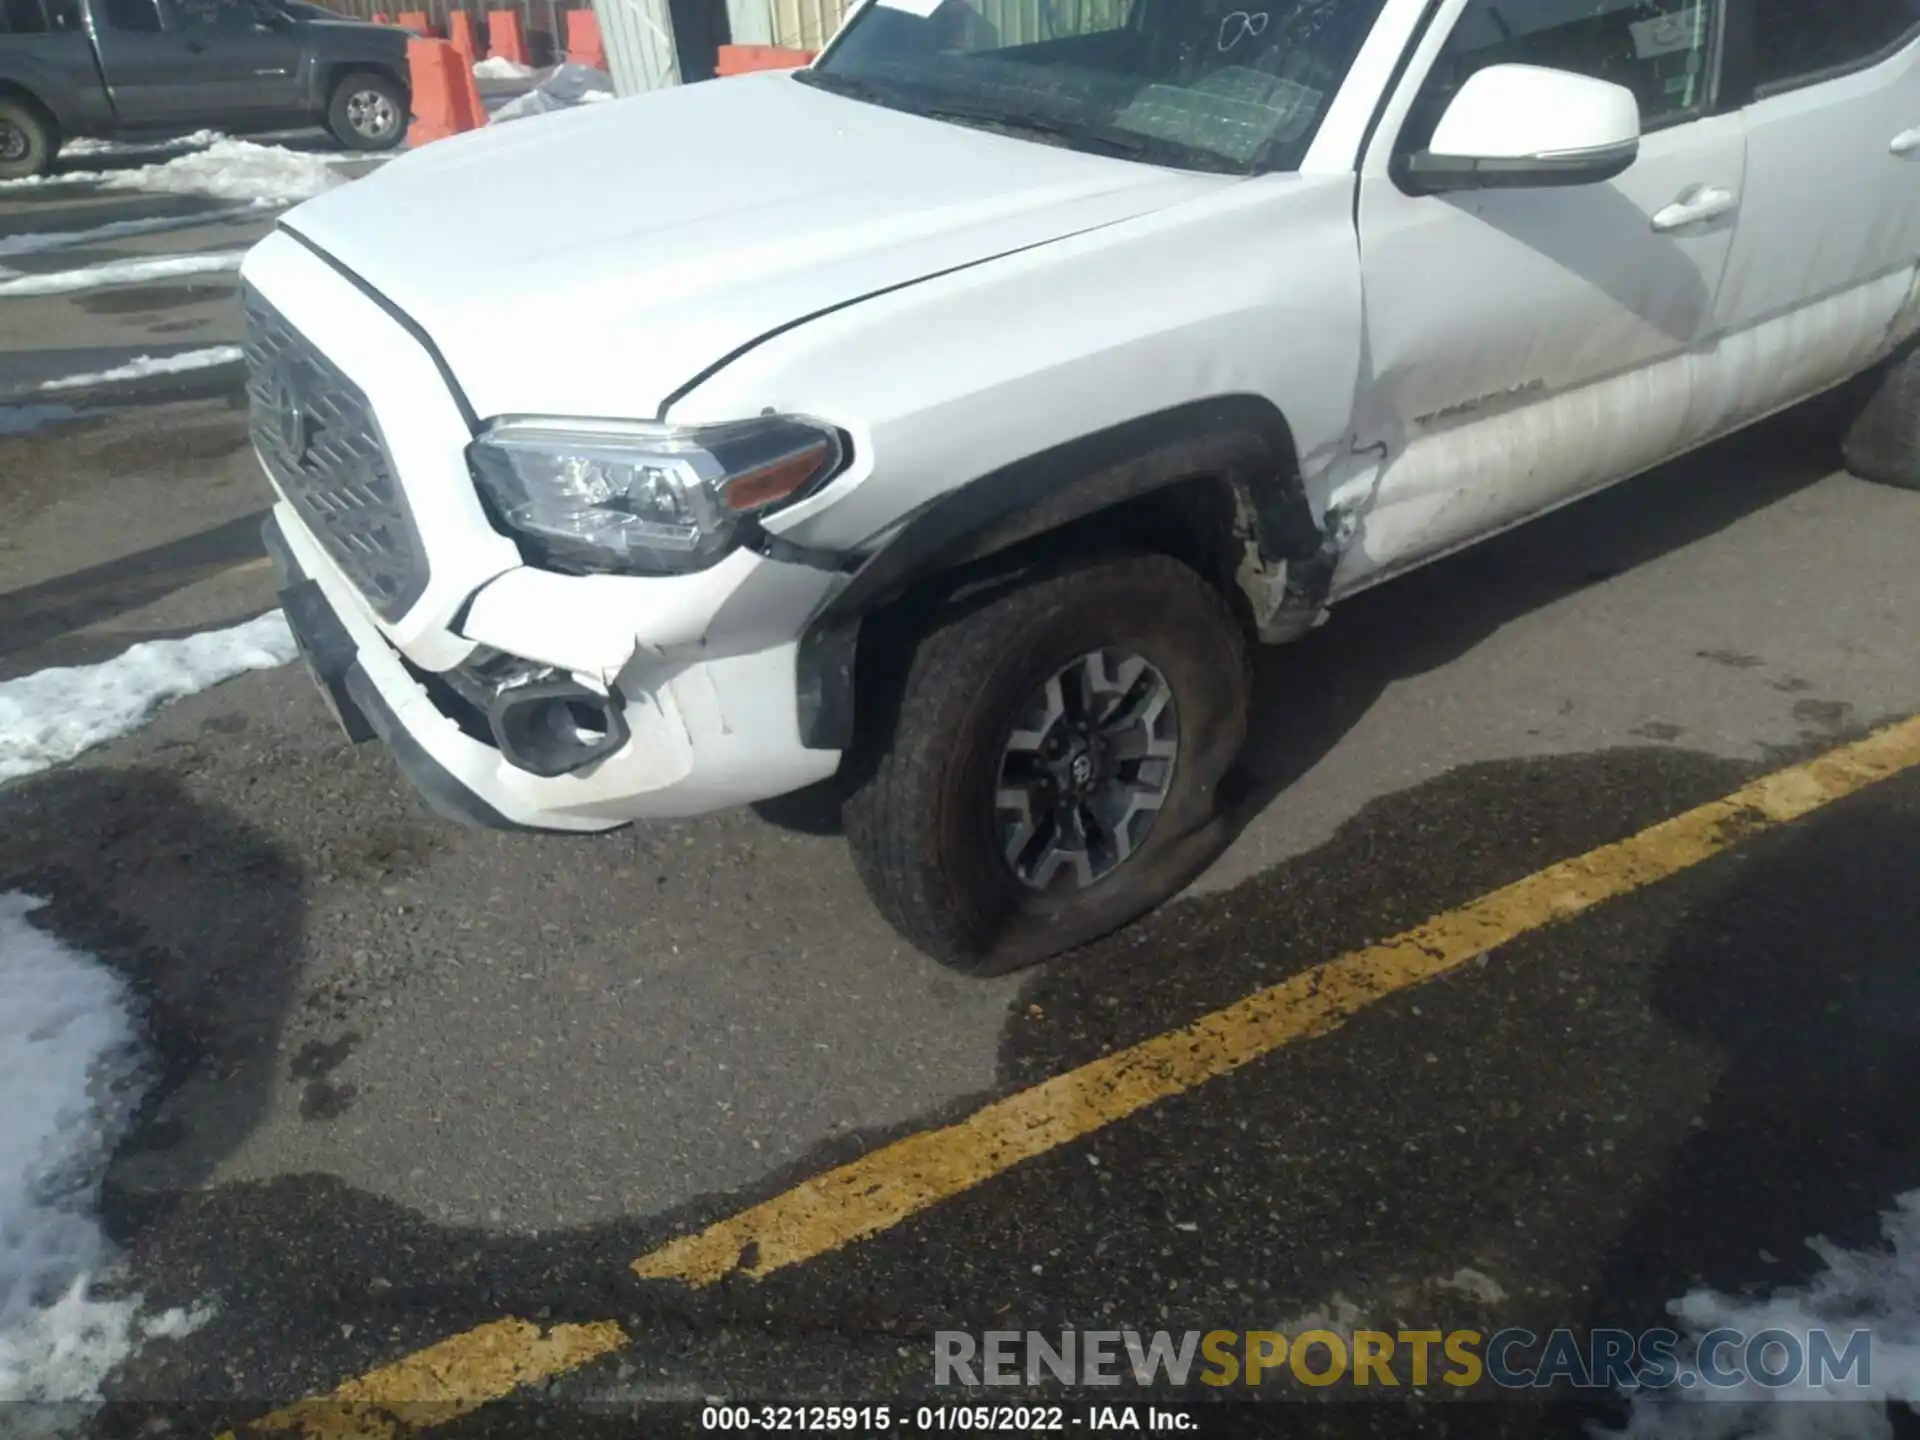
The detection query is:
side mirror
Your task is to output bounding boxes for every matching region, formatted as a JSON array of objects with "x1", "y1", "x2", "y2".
[{"x1": 1397, "y1": 63, "x2": 1642, "y2": 195}]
